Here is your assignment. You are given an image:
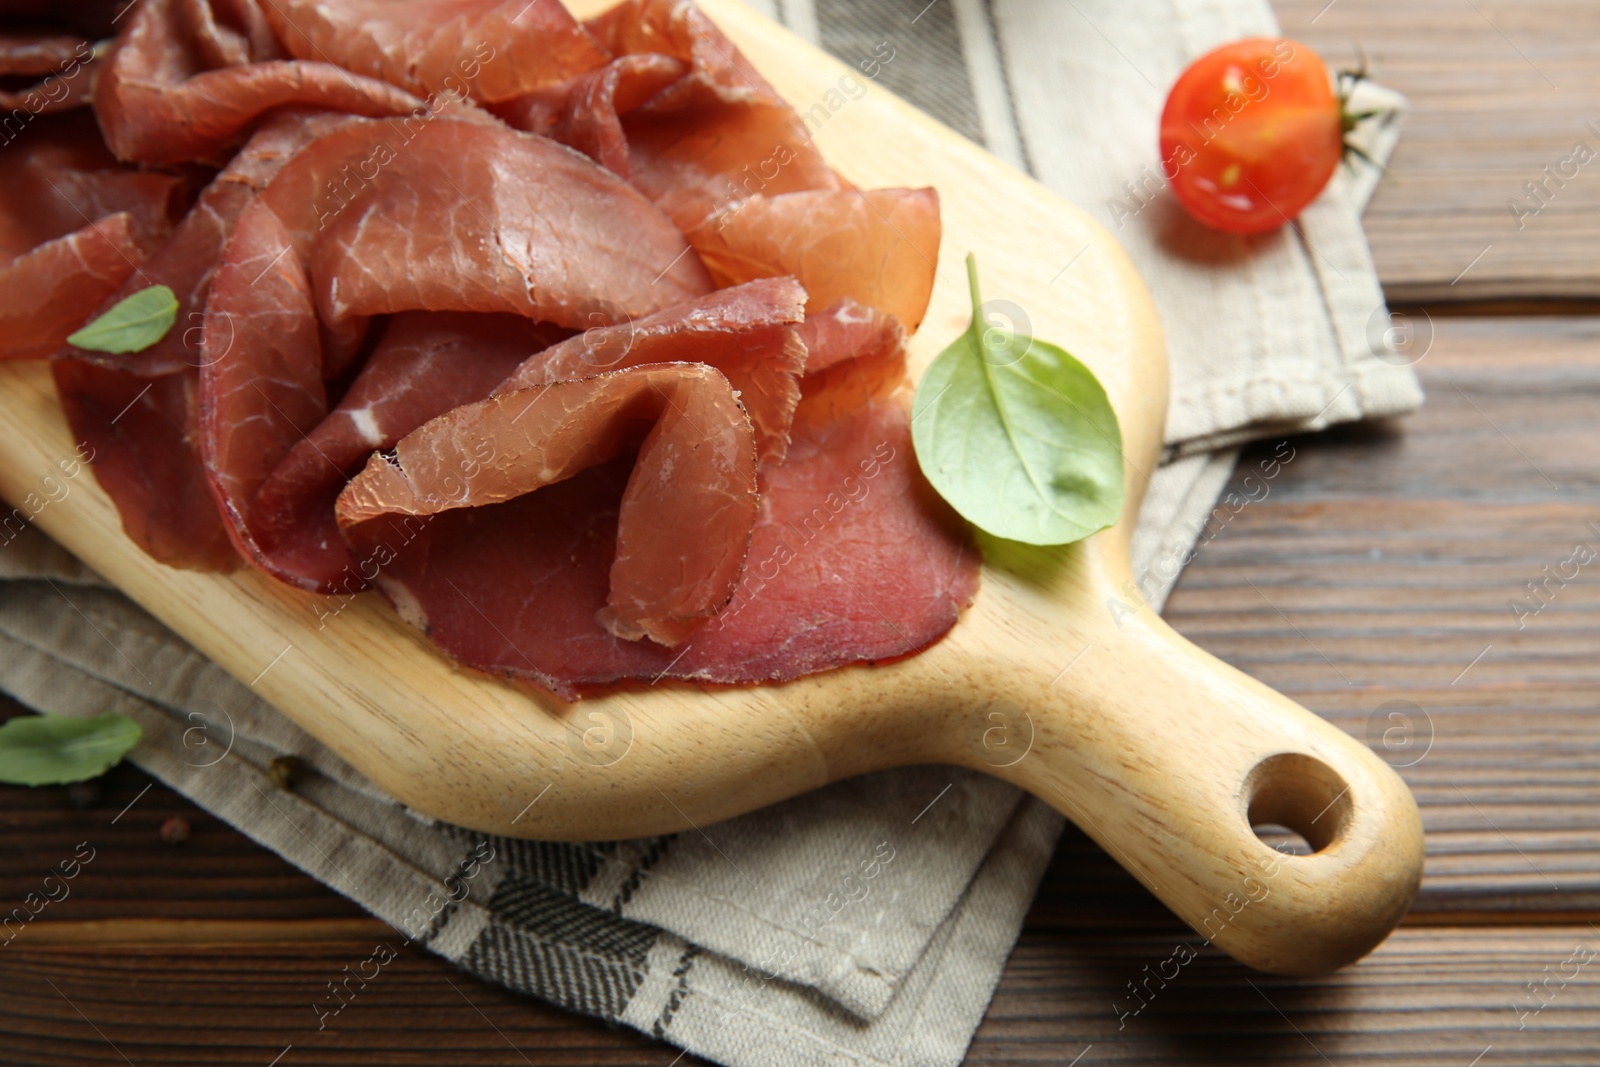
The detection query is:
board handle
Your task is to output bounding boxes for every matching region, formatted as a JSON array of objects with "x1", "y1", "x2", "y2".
[{"x1": 975, "y1": 596, "x2": 1424, "y2": 976}]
